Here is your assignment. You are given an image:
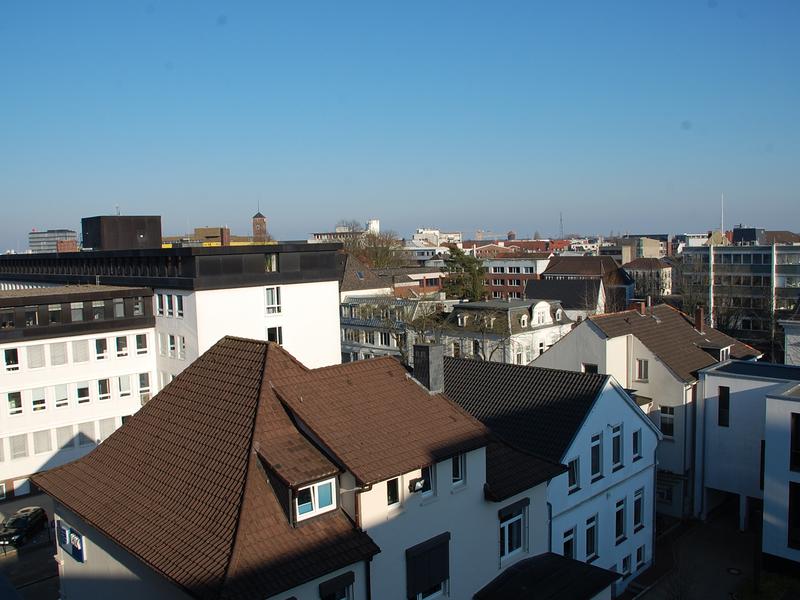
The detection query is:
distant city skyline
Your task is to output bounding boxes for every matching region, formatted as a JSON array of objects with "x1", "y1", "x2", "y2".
[{"x1": 2, "y1": 1, "x2": 798, "y2": 250}]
